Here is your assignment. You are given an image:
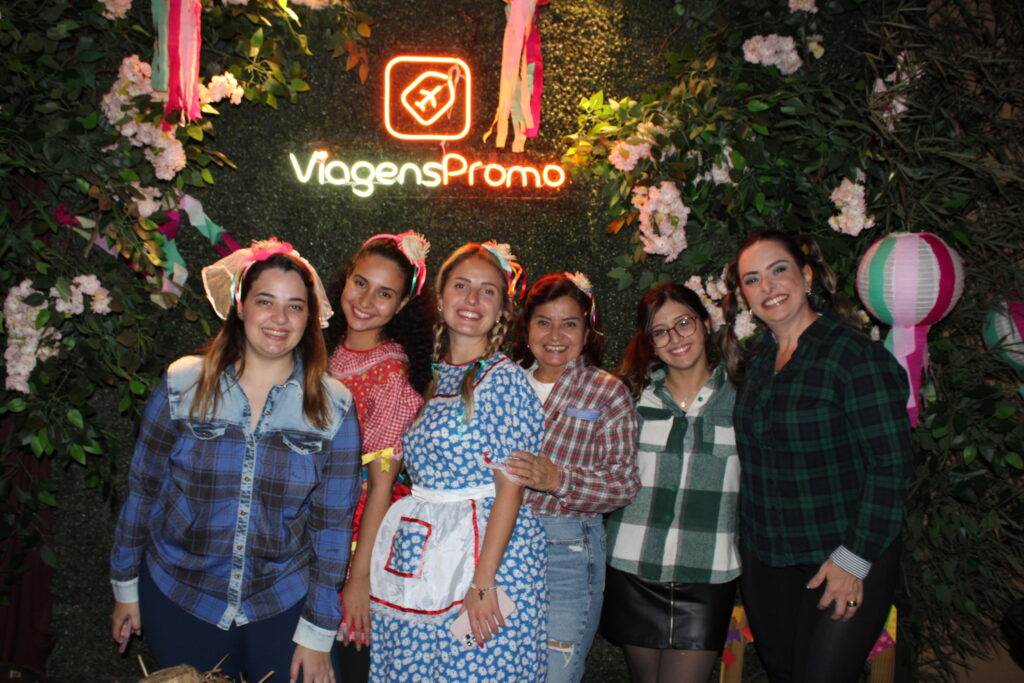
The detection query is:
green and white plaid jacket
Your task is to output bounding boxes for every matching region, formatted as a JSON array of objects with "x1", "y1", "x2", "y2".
[{"x1": 606, "y1": 364, "x2": 741, "y2": 584}]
